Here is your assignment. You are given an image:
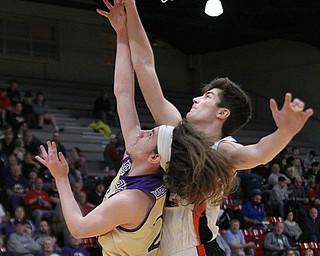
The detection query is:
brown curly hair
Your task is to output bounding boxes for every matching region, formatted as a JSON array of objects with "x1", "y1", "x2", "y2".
[{"x1": 165, "y1": 121, "x2": 236, "y2": 209}]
